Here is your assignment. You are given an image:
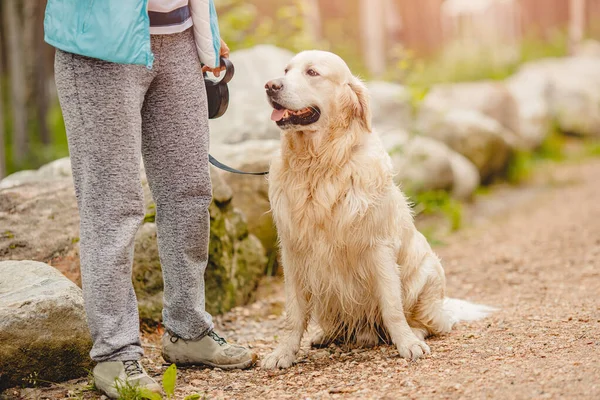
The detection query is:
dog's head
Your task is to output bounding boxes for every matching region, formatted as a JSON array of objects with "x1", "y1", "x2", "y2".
[{"x1": 265, "y1": 50, "x2": 372, "y2": 133}]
